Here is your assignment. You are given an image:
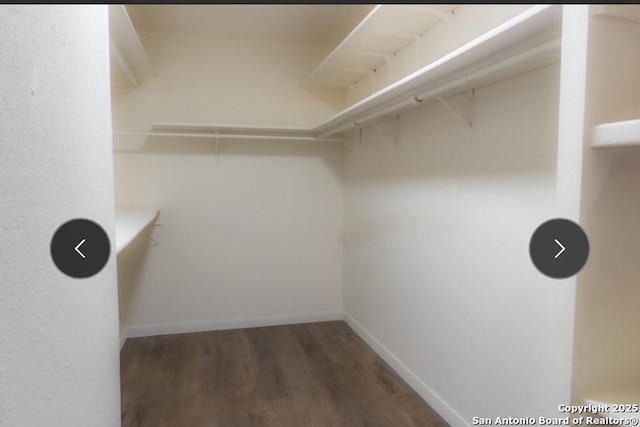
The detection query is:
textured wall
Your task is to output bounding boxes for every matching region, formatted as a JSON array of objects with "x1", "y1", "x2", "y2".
[
  {"x1": 112, "y1": 31, "x2": 344, "y2": 334},
  {"x1": 344, "y1": 65, "x2": 573, "y2": 424},
  {"x1": 0, "y1": 6, "x2": 120, "y2": 426}
]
